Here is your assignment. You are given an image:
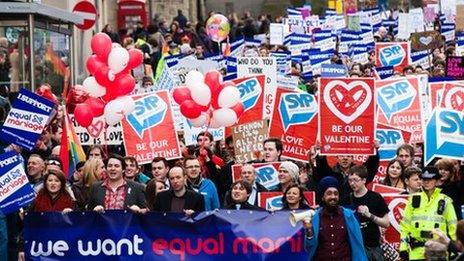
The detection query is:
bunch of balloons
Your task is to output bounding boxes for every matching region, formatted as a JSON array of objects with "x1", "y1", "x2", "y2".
[
  {"x1": 69, "y1": 33, "x2": 143, "y2": 127},
  {"x1": 172, "y1": 70, "x2": 244, "y2": 128}
]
